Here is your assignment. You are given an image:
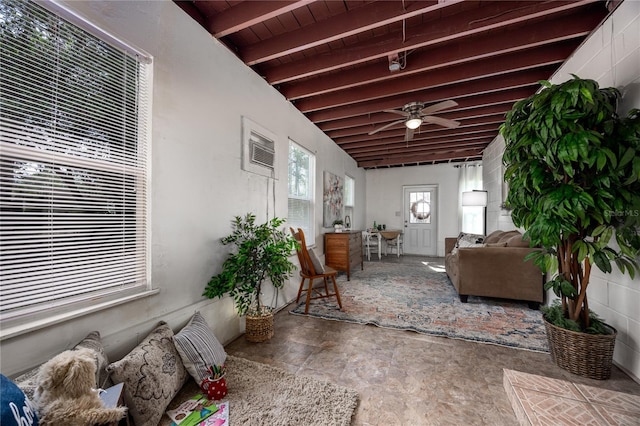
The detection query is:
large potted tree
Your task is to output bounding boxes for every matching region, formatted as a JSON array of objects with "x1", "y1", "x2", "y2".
[
  {"x1": 204, "y1": 213, "x2": 297, "y2": 342},
  {"x1": 501, "y1": 76, "x2": 640, "y2": 379}
]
